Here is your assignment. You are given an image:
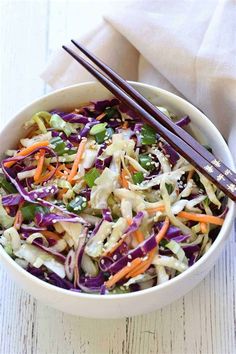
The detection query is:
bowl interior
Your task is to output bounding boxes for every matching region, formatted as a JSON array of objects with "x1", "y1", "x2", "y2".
[{"x1": 0, "y1": 81, "x2": 234, "y2": 305}]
